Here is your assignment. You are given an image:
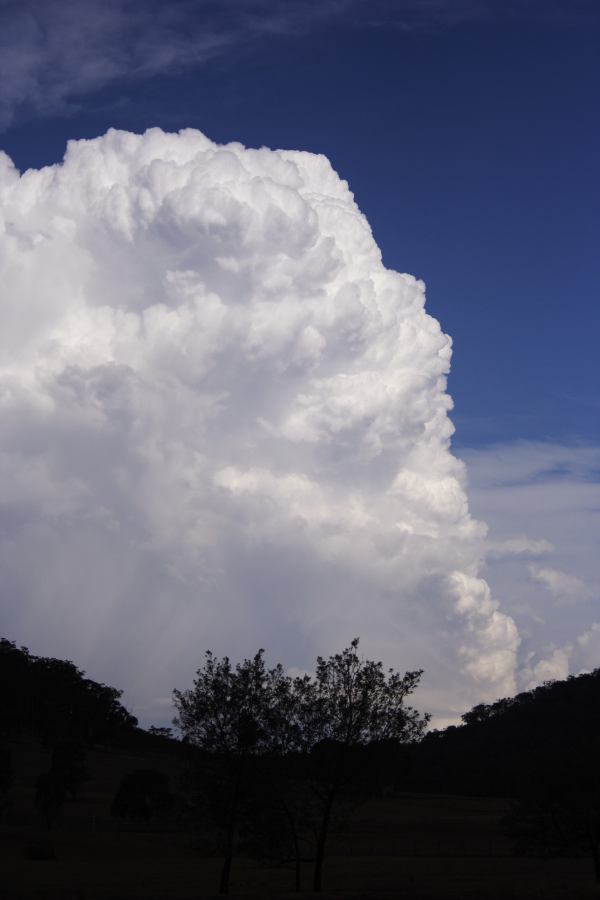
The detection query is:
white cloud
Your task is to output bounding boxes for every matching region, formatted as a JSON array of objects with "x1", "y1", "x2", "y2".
[
  {"x1": 487, "y1": 536, "x2": 555, "y2": 559},
  {"x1": 0, "y1": 127, "x2": 521, "y2": 724},
  {"x1": 574, "y1": 623, "x2": 600, "y2": 671},
  {"x1": 529, "y1": 564, "x2": 592, "y2": 601},
  {"x1": 460, "y1": 442, "x2": 600, "y2": 693},
  {"x1": 521, "y1": 646, "x2": 570, "y2": 690}
]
